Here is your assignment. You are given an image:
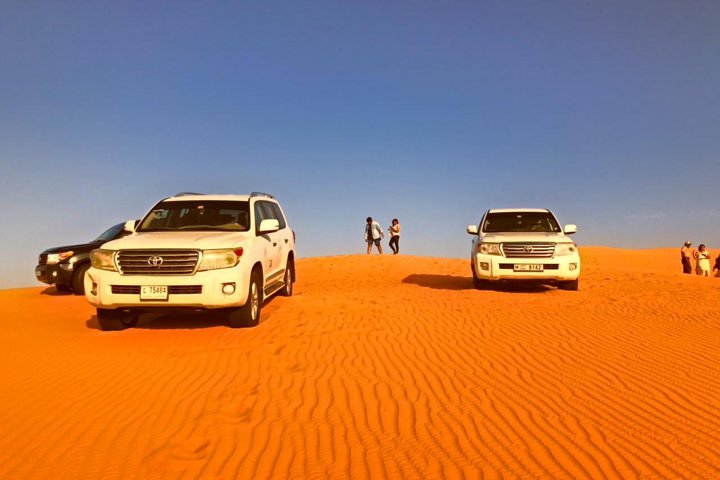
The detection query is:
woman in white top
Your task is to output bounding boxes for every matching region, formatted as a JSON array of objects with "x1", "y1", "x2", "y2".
[
  {"x1": 696, "y1": 244, "x2": 711, "y2": 276},
  {"x1": 388, "y1": 218, "x2": 401, "y2": 255}
]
